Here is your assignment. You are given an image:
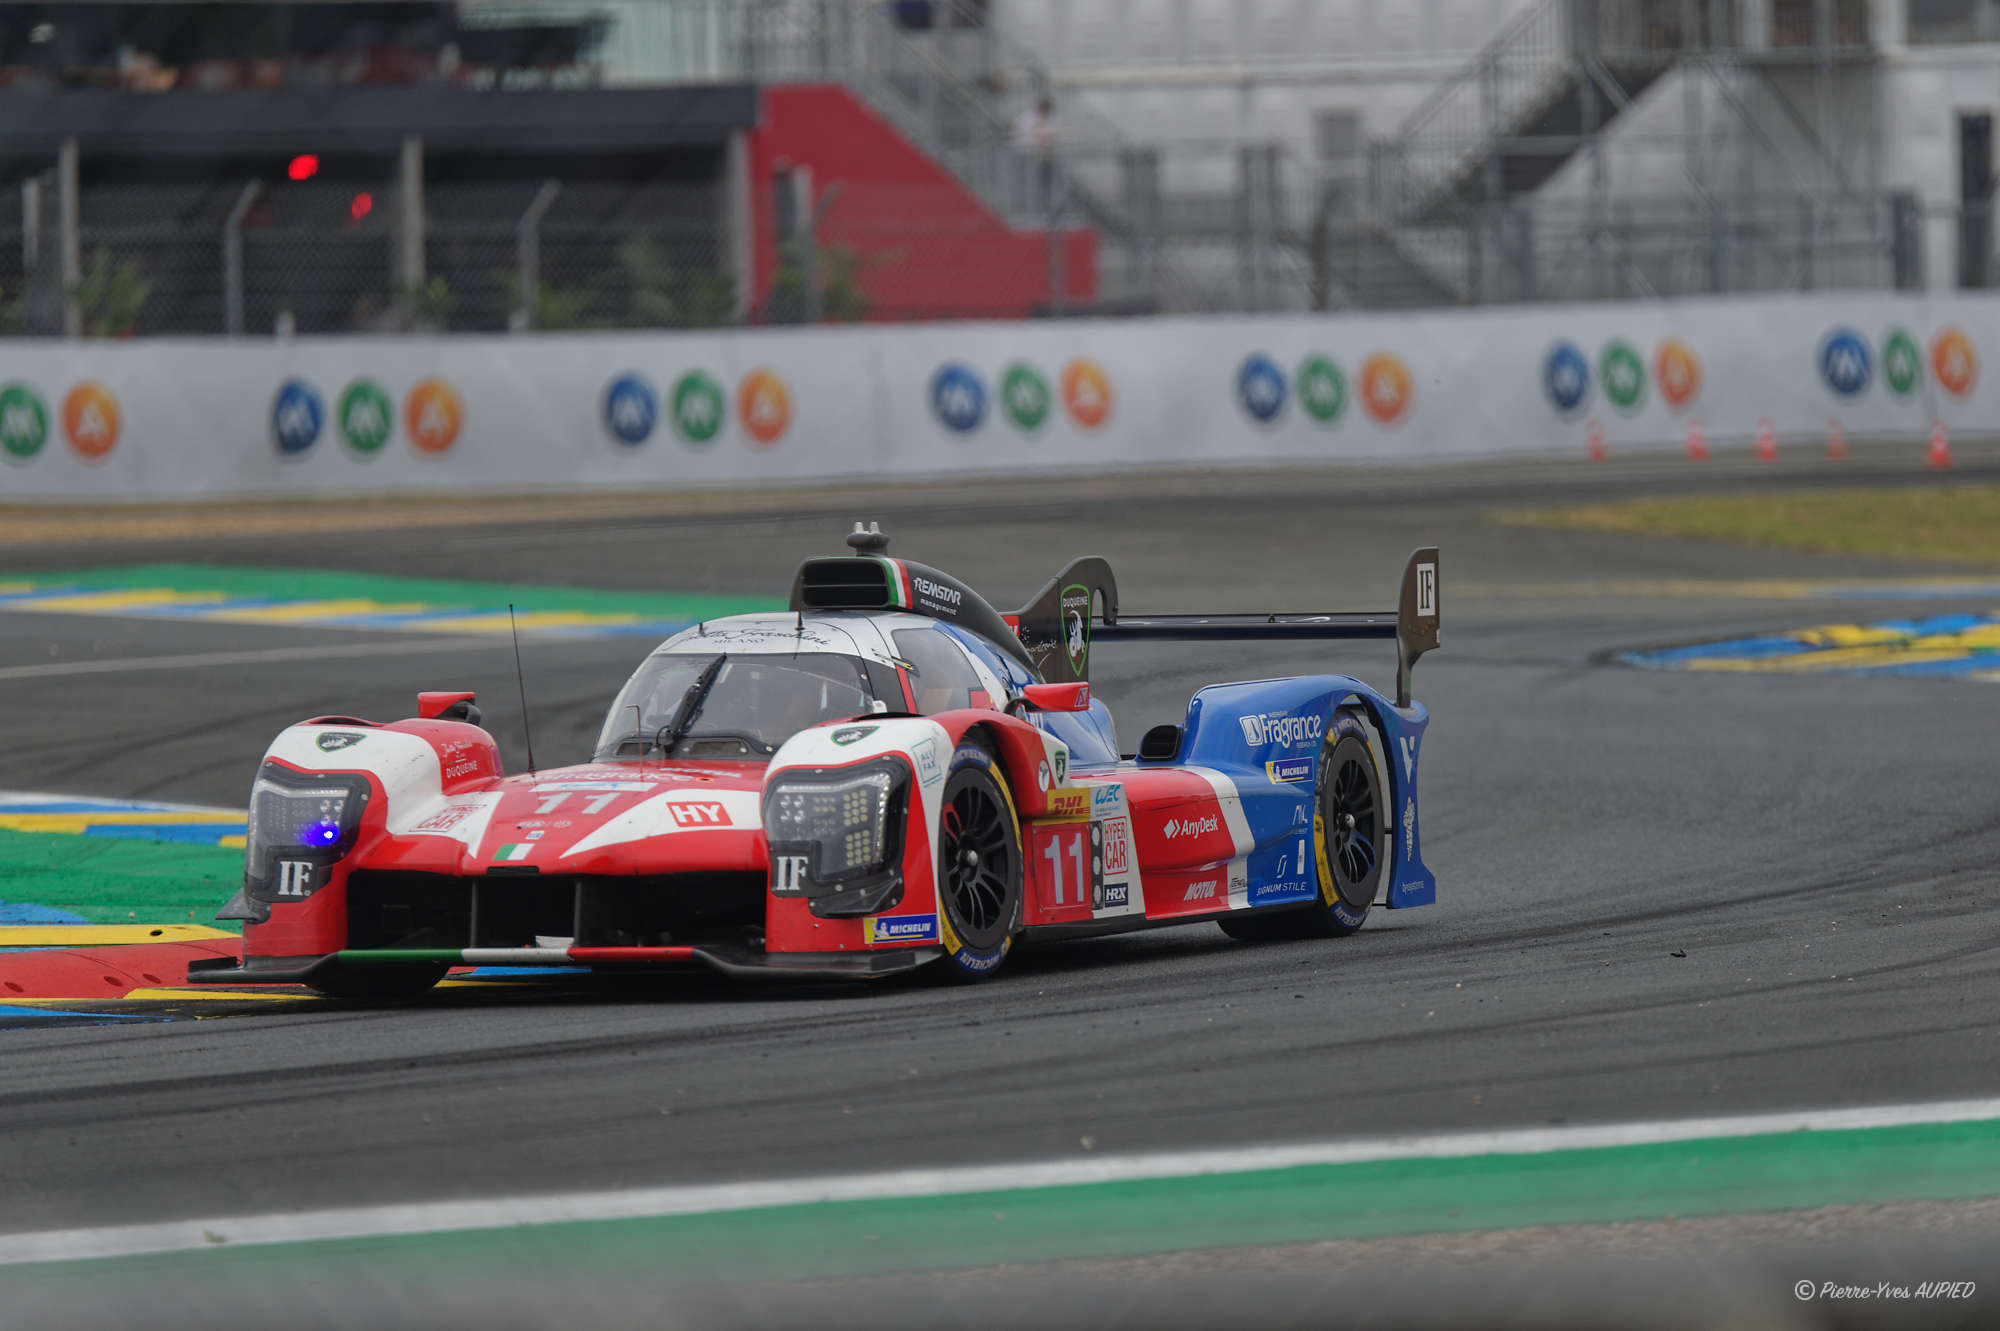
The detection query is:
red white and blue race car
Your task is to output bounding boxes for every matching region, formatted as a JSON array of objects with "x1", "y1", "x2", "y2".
[{"x1": 191, "y1": 526, "x2": 1441, "y2": 996}]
